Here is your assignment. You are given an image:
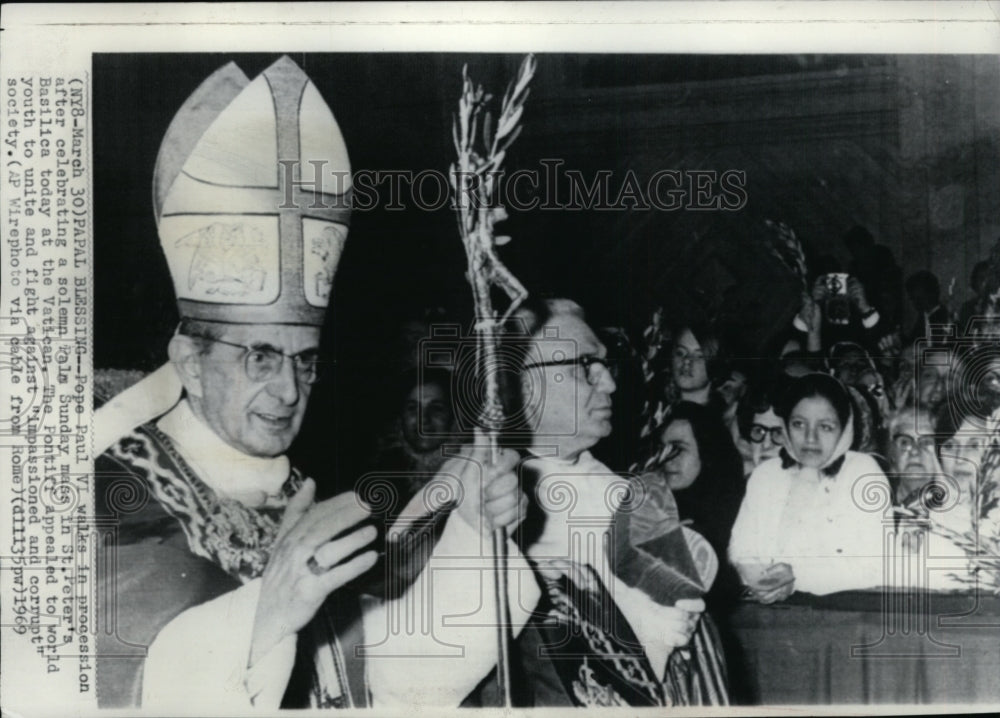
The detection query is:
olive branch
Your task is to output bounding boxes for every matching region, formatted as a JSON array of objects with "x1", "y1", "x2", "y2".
[{"x1": 448, "y1": 54, "x2": 535, "y2": 431}]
